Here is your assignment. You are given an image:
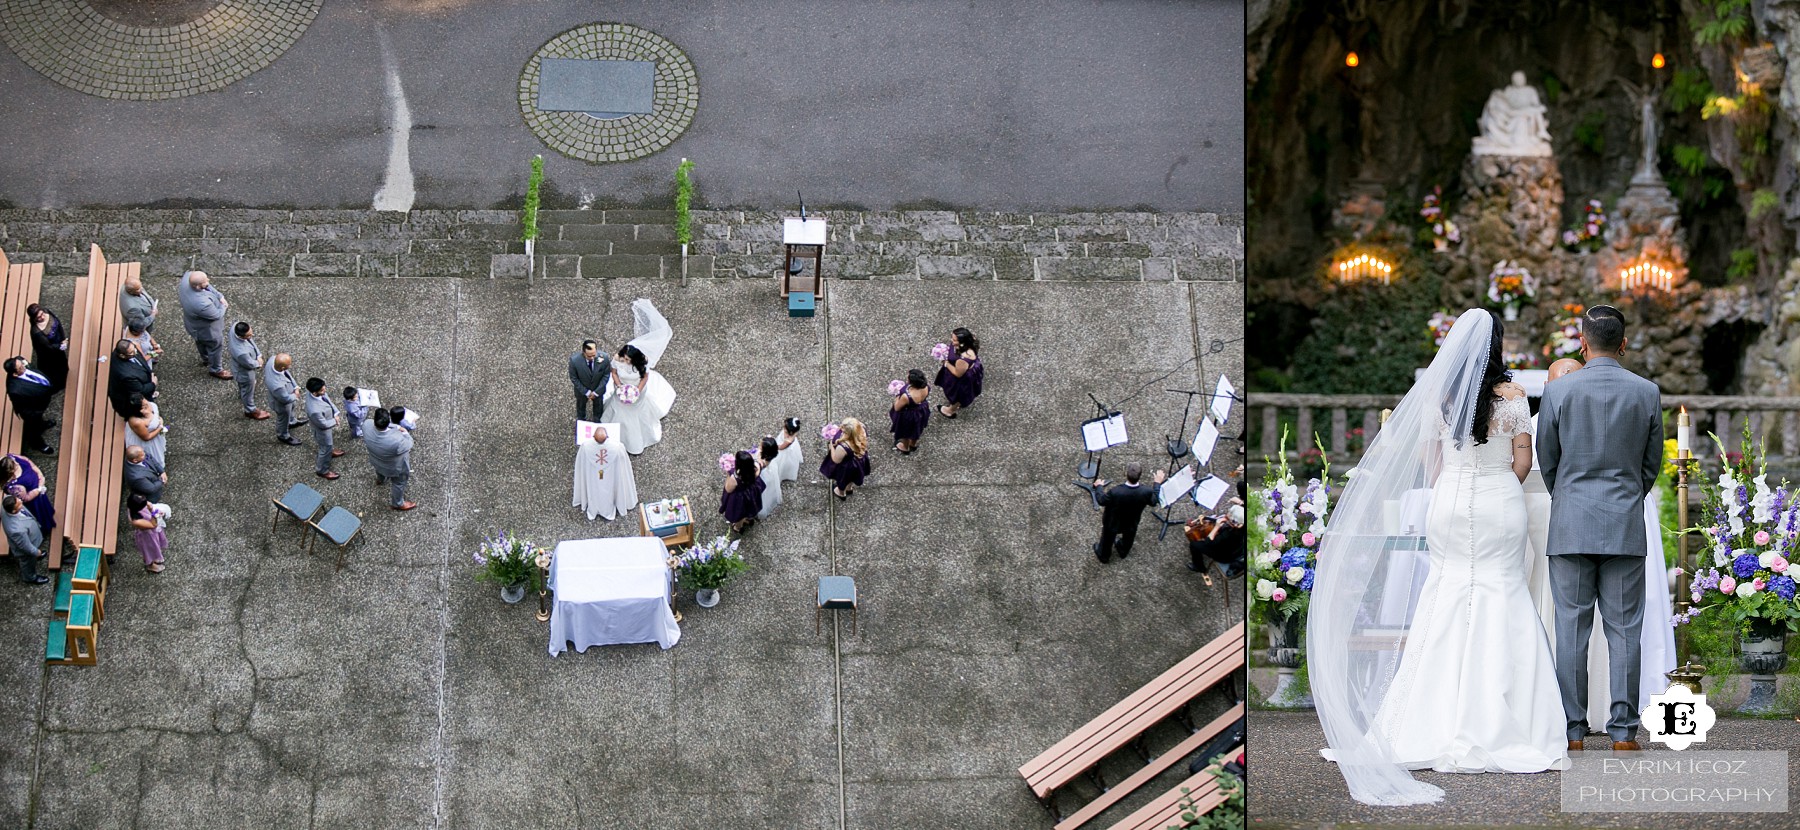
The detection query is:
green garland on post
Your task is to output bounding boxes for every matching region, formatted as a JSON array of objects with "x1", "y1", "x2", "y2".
[
  {"x1": 523, "y1": 155, "x2": 544, "y2": 243},
  {"x1": 674, "y1": 158, "x2": 695, "y2": 246}
]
